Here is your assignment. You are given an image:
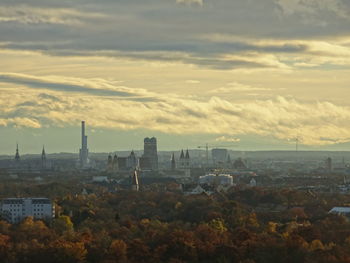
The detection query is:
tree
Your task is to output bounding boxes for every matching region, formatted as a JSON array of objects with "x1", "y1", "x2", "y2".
[
  {"x1": 109, "y1": 239, "x2": 127, "y2": 262},
  {"x1": 53, "y1": 216, "x2": 74, "y2": 234}
]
